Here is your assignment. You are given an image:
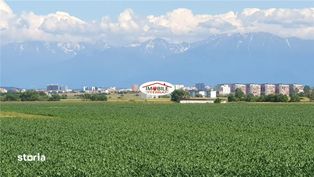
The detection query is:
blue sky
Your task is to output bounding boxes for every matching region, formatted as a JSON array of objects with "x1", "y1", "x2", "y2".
[
  {"x1": 2, "y1": 0, "x2": 314, "y2": 44},
  {"x1": 1, "y1": 0, "x2": 314, "y2": 88},
  {"x1": 7, "y1": 1, "x2": 314, "y2": 21}
]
